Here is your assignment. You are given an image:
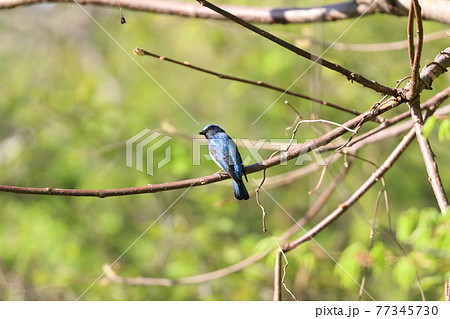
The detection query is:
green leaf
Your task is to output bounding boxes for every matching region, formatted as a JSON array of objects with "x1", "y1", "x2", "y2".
[
  {"x1": 438, "y1": 119, "x2": 450, "y2": 141},
  {"x1": 371, "y1": 242, "x2": 387, "y2": 275},
  {"x1": 396, "y1": 208, "x2": 418, "y2": 242},
  {"x1": 295, "y1": 249, "x2": 317, "y2": 271},
  {"x1": 422, "y1": 116, "x2": 436, "y2": 138},
  {"x1": 393, "y1": 257, "x2": 417, "y2": 291},
  {"x1": 334, "y1": 242, "x2": 365, "y2": 288}
]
